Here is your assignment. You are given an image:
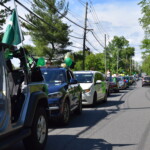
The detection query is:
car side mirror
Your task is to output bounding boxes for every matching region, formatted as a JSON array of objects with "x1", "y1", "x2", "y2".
[
  {"x1": 70, "y1": 79, "x2": 78, "y2": 84},
  {"x1": 96, "y1": 80, "x2": 102, "y2": 84}
]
